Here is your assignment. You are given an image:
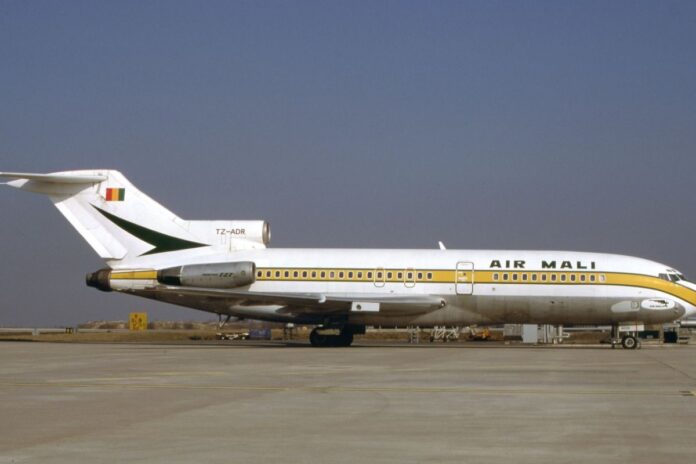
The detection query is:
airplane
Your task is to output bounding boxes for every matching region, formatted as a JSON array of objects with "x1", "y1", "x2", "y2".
[{"x1": 2, "y1": 169, "x2": 695, "y2": 348}]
